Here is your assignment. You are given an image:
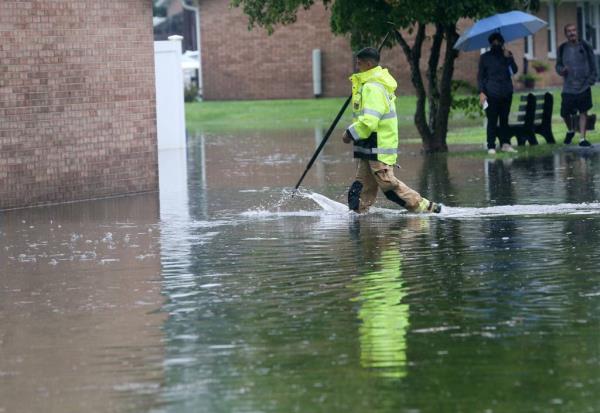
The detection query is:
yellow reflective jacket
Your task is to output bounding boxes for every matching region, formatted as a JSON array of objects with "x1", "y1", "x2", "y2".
[{"x1": 346, "y1": 66, "x2": 399, "y2": 165}]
